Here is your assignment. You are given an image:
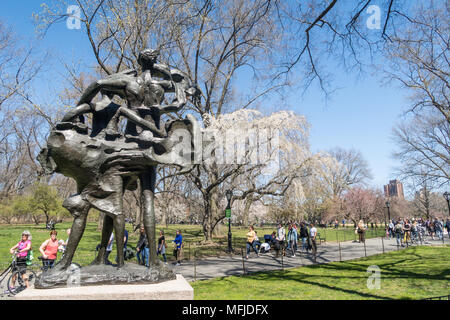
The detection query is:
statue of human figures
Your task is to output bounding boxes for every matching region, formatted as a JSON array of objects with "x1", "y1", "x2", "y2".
[{"x1": 37, "y1": 49, "x2": 200, "y2": 286}]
